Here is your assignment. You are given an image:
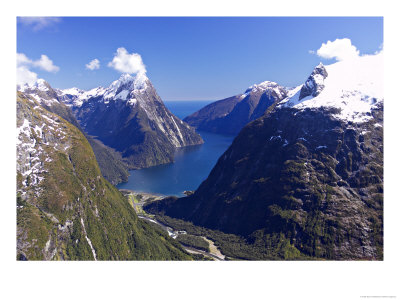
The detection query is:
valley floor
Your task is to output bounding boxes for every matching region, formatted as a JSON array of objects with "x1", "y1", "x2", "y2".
[{"x1": 120, "y1": 189, "x2": 226, "y2": 261}]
